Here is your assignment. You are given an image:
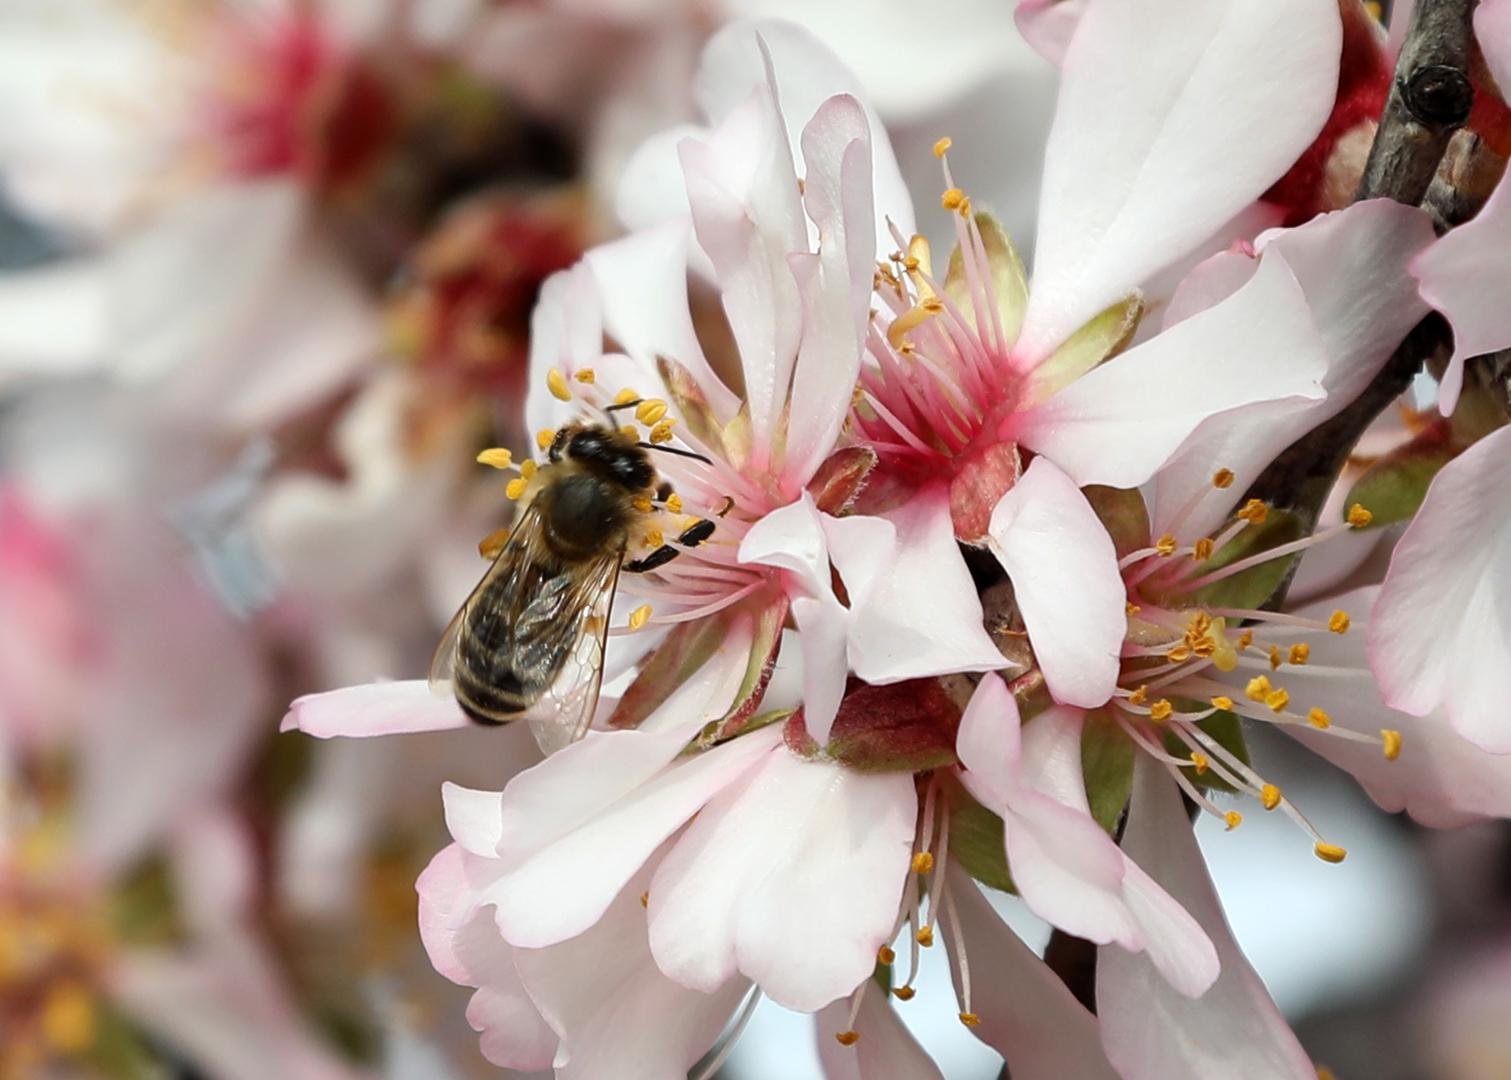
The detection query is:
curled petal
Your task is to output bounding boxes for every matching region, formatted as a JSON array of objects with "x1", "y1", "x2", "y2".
[{"x1": 281, "y1": 680, "x2": 469, "y2": 738}]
